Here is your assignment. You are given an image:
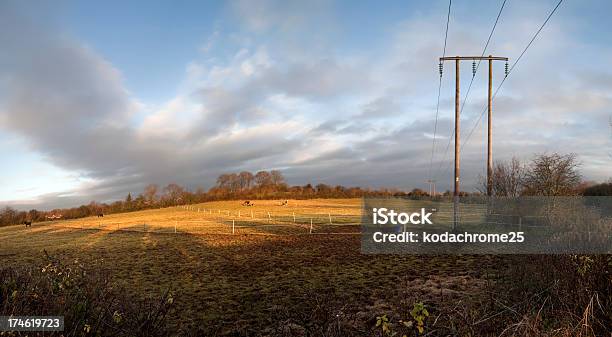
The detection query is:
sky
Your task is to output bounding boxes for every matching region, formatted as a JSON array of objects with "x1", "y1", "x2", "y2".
[{"x1": 1, "y1": 0, "x2": 611, "y2": 210}]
